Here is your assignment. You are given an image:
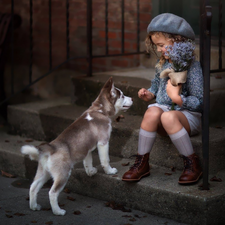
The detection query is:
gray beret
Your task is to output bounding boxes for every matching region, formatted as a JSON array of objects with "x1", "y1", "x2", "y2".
[{"x1": 147, "y1": 13, "x2": 195, "y2": 40}]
